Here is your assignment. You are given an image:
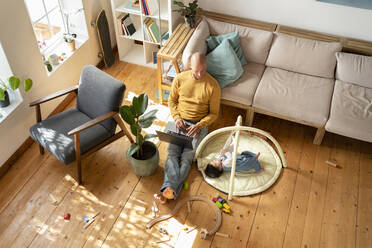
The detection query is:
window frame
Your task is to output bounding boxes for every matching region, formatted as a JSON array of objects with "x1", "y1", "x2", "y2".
[{"x1": 27, "y1": 0, "x2": 67, "y2": 54}]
